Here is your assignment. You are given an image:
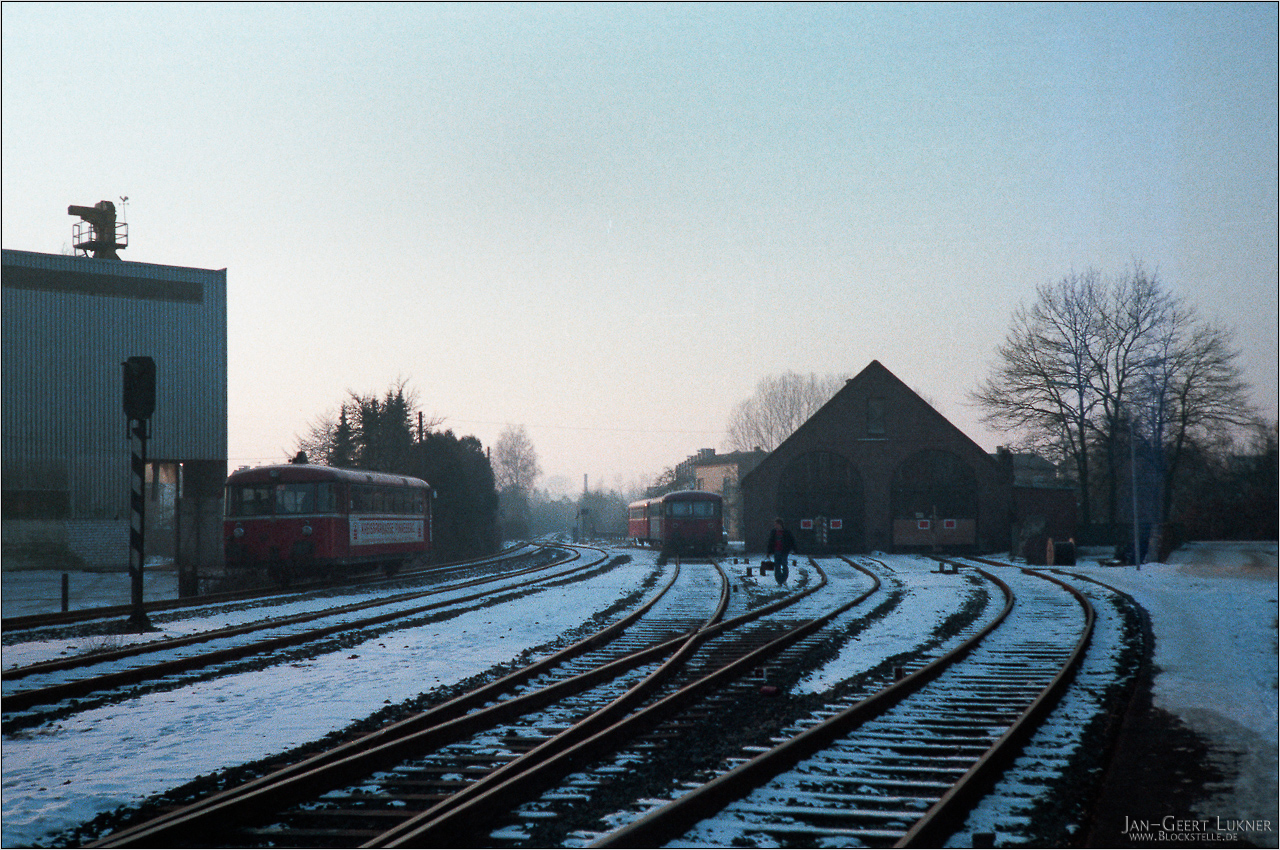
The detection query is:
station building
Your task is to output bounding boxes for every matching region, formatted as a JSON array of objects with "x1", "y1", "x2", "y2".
[
  {"x1": 740, "y1": 360, "x2": 1017, "y2": 555},
  {"x1": 2, "y1": 247, "x2": 227, "y2": 573},
  {"x1": 691, "y1": 448, "x2": 766, "y2": 541}
]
